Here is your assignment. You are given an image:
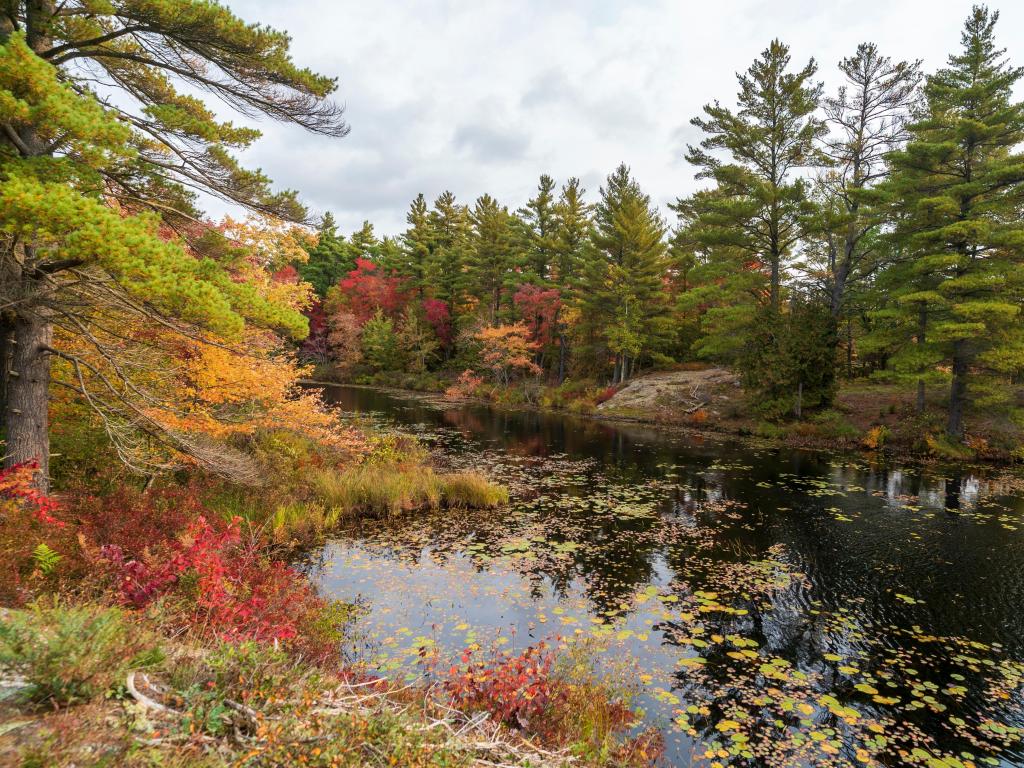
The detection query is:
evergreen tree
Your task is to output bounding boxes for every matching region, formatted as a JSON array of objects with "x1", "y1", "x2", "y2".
[
  {"x1": 348, "y1": 220, "x2": 380, "y2": 263},
  {"x1": 361, "y1": 309, "x2": 402, "y2": 372},
  {"x1": 399, "y1": 194, "x2": 435, "y2": 297},
  {"x1": 468, "y1": 195, "x2": 520, "y2": 325},
  {"x1": 518, "y1": 174, "x2": 559, "y2": 283},
  {"x1": 882, "y1": 5, "x2": 1024, "y2": 441},
  {"x1": 299, "y1": 212, "x2": 352, "y2": 298},
  {"x1": 550, "y1": 178, "x2": 592, "y2": 381},
  {"x1": 0, "y1": 1, "x2": 345, "y2": 488},
  {"x1": 811, "y1": 44, "x2": 921, "y2": 319},
  {"x1": 686, "y1": 40, "x2": 825, "y2": 310},
  {"x1": 672, "y1": 192, "x2": 770, "y2": 362},
  {"x1": 427, "y1": 191, "x2": 473, "y2": 331},
  {"x1": 552, "y1": 177, "x2": 592, "y2": 289},
  {"x1": 580, "y1": 164, "x2": 670, "y2": 383}
]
